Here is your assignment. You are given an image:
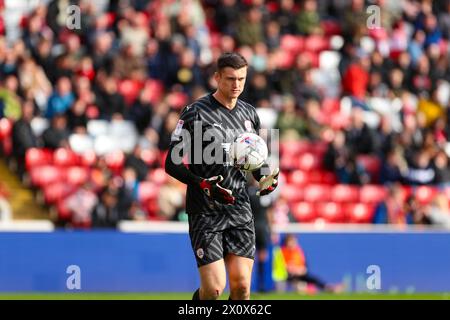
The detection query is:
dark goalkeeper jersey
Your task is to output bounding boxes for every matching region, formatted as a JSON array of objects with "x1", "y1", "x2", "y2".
[{"x1": 169, "y1": 93, "x2": 262, "y2": 218}]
